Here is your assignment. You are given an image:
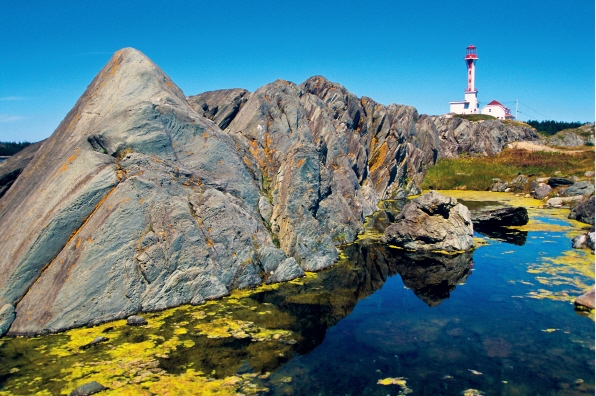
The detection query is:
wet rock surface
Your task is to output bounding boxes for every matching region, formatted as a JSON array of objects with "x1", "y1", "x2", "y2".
[
  {"x1": 382, "y1": 191, "x2": 474, "y2": 252},
  {"x1": 69, "y1": 381, "x2": 106, "y2": 396},
  {"x1": 574, "y1": 286, "x2": 595, "y2": 310}
]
